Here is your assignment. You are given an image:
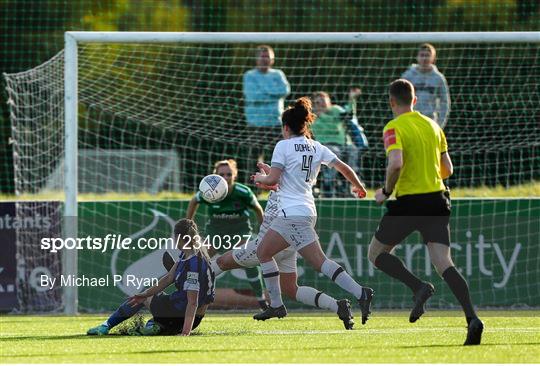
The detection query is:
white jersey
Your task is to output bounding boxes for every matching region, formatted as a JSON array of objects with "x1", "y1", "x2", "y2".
[{"x1": 271, "y1": 136, "x2": 337, "y2": 216}]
